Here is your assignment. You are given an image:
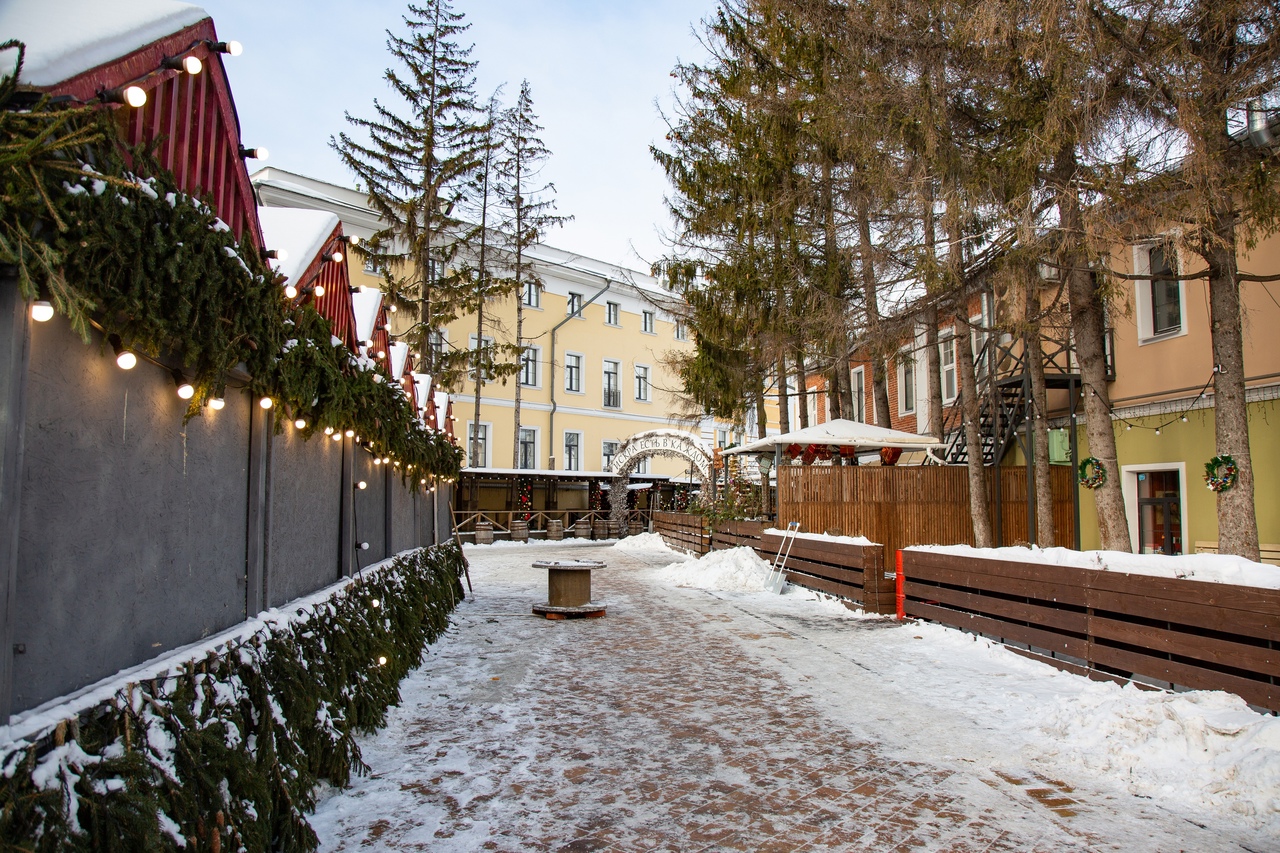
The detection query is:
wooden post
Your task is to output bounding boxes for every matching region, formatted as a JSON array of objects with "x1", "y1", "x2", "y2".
[
  {"x1": 0, "y1": 277, "x2": 31, "y2": 720},
  {"x1": 895, "y1": 550, "x2": 905, "y2": 620}
]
